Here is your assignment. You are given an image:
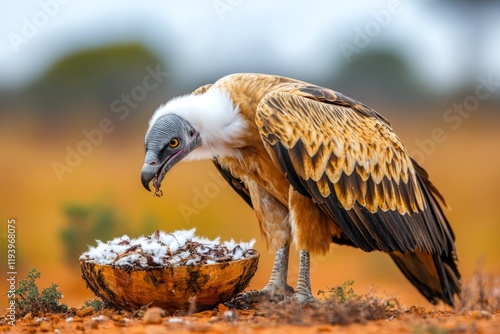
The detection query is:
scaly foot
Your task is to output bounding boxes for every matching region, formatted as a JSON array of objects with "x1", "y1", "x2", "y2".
[{"x1": 291, "y1": 250, "x2": 317, "y2": 306}]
